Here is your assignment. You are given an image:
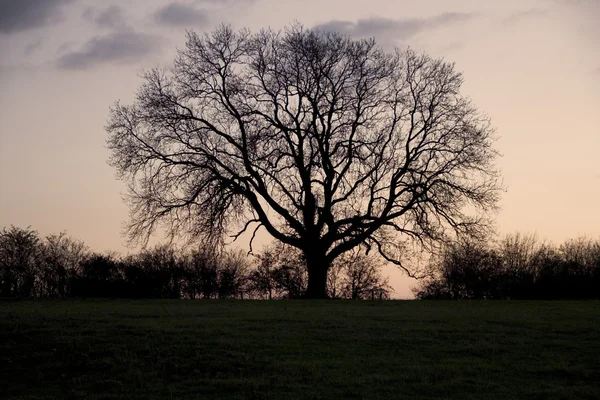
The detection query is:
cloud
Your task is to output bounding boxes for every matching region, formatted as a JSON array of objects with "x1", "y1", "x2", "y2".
[
  {"x1": 0, "y1": 0, "x2": 74, "y2": 34},
  {"x1": 56, "y1": 31, "x2": 160, "y2": 70},
  {"x1": 503, "y1": 8, "x2": 547, "y2": 25},
  {"x1": 24, "y1": 38, "x2": 43, "y2": 55},
  {"x1": 154, "y1": 2, "x2": 208, "y2": 27},
  {"x1": 82, "y1": 5, "x2": 125, "y2": 29},
  {"x1": 314, "y1": 13, "x2": 474, "y2": 41}
]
